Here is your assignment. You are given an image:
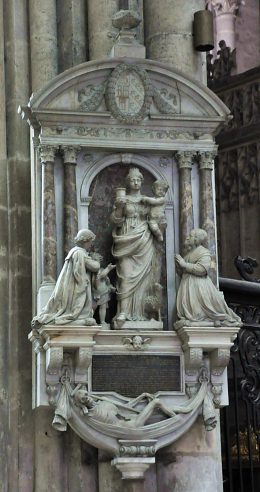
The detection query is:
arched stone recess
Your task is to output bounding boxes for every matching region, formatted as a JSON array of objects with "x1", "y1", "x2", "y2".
[
  {"x1": 79, "y1": 152, "x2": 175, "y2": 328},
  {"x1": 80, "y1": 153, "x2": 174, "y2": 202}
]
